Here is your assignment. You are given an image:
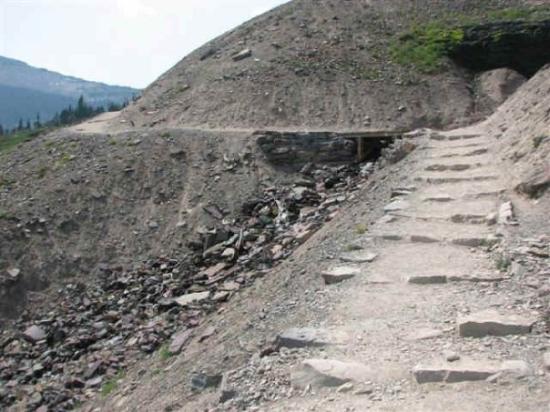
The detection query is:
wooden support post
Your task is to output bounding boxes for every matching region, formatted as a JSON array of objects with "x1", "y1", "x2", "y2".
[{"x1": 357, "y1": 137, "x2": 366, "y2": 162}]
